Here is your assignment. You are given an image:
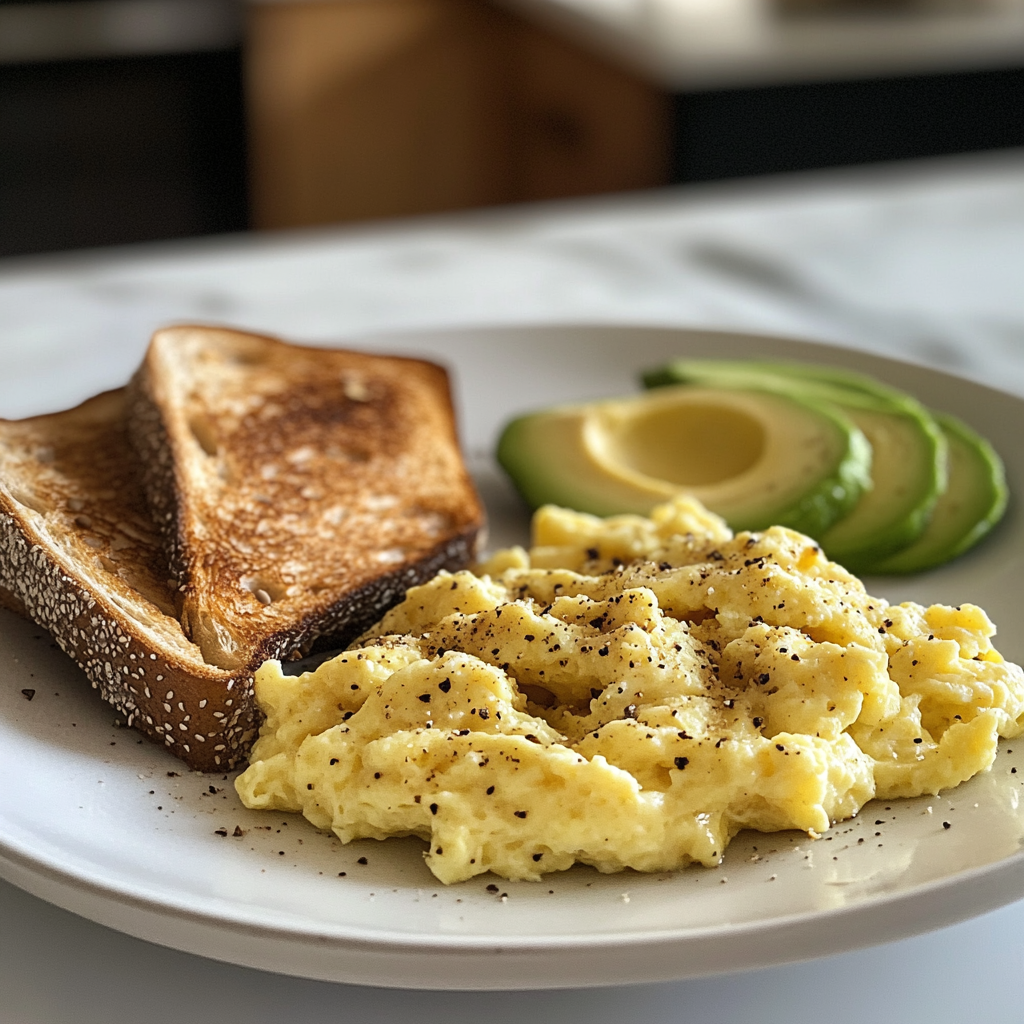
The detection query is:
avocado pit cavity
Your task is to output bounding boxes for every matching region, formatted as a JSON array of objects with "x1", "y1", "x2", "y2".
[
  {"x1": 590, "y1": 397, "x2": 765, "y2": 489},
  {"x1": 498, "y1": 385, "x2": 871, "y2": 537}
]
